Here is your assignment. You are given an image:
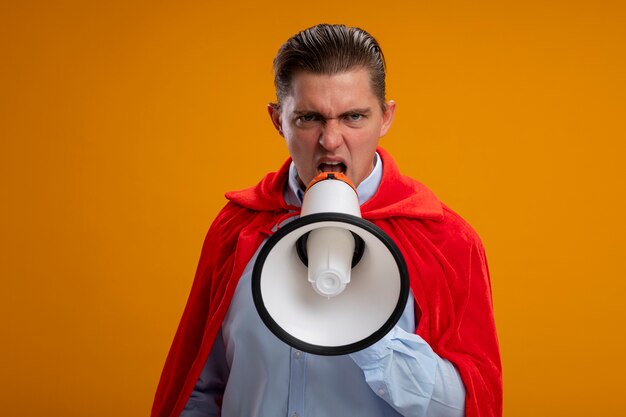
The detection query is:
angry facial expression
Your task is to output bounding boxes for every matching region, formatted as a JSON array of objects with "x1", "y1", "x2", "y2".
[{"x1": 269, "y1": 68, "x2": 396, "y2": 188}]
